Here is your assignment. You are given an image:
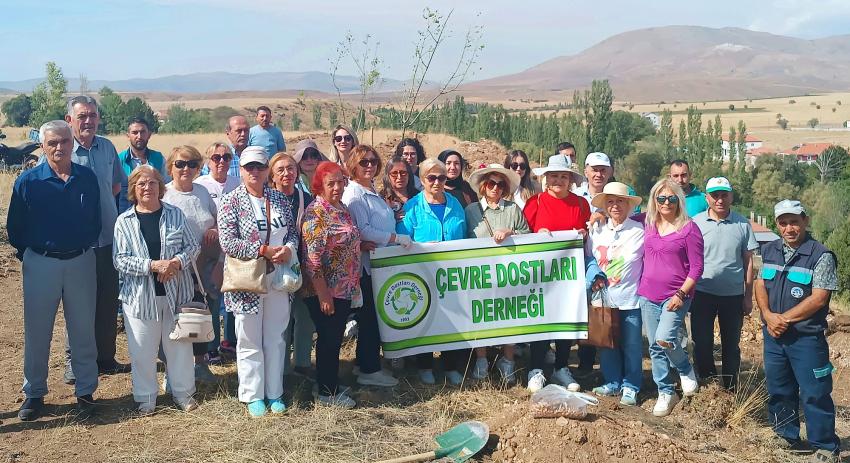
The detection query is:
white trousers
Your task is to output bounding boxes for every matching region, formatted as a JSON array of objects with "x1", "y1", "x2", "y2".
[
  {"x1": 124, "y1": 296, "x2": 196, "y2": 404},
  {"x1": 235, "y1": 289, "x2": 291, "y2": 403}
]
